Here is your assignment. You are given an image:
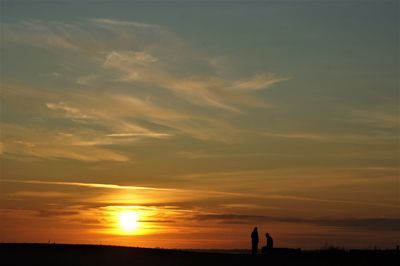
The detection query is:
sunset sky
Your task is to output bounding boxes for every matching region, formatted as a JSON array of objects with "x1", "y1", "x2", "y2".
[{"x1": 0, "y1": 0, "x2": 399, "y2": 249}]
